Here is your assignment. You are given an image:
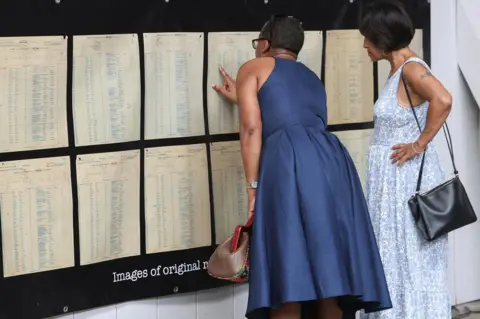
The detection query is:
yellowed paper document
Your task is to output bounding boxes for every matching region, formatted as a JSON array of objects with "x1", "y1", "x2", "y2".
[
  {"x1": 144, "y1": 144, "x2": 211, "y2": 253},
  {"x1": 377, "y1": 29, "x2": 424, "y2": 91},
  {"x1": 333, "y1": 129, "x2": 373, "y2": 189},
  {"x1": 207, "y1": 32, "x2": 257, "y2": 134},
  {"x1": 0, "y1": 156, "x2": 74, "y2": 277},
  {"x1": 0, "y1": 36, "x2": 68, "y2": 152},
  {"x1": 144, "y1": 33, "x2": 205, "y2": 139},
  {"x1": 297, "y1": 31, "x2": 323, "y2": 78},
  {"x1": 325, "y1": 30, "x2": 374, "y2": 125},
  {"x1": 76, "y1": 150, "x2": 141, "y2": 265},
  {"x1": 73, "y1": 34, "x2": 141, "y2": 146},
  {"x1": 210, "y1": 141, "x2": 248, "y2": 243}
]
